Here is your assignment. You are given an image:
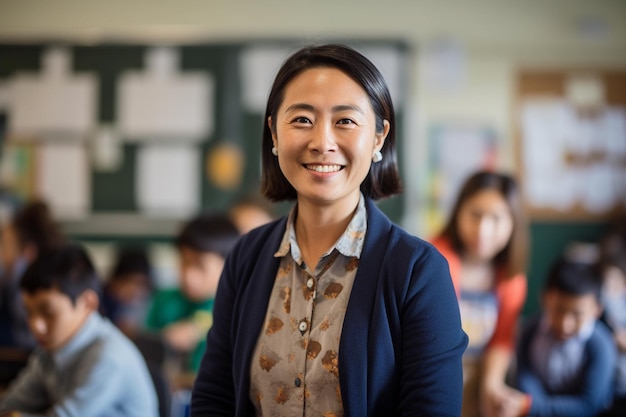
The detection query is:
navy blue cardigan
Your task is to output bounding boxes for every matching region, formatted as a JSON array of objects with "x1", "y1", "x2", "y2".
[{"x1": 191, "y1": 198, "x2": 467, "y2": 416}]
